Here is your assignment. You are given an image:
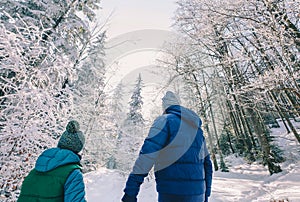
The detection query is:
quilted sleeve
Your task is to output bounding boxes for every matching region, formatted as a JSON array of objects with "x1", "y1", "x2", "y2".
[
  {"x1": 64, "y1": 169, "x2": 86, "y2": 202},
  {"x1": 123, "y1": 116, "x2": 169, "y2": 198}
]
